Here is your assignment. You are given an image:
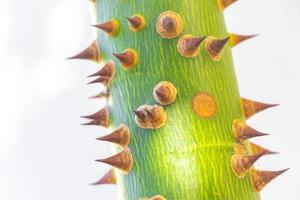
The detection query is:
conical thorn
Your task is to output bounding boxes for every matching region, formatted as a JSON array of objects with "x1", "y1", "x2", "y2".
[
  {"x1": 205, "y1": 36, "x2": 230, "y2": 61},
  {"x1": 67, "y1": 40, "x2": 100, "y2": 63},
  {"x1": 95, "y1": 148, "x2": 133, "y2": 174},
  {"x1": 250, "y1": 168, "x2": 289, "y2": 192},
  {"x1": 219, "y1": 0, "x2": 238, "y2": 10},
  {"x1": 232, "y1": 119, "x2": 269, "y2": 141},
  {"x1": 87, "y1": 61, "x2": 115, "y2": 78},
  {"x1": 242, "y1": 98, "x2": 279, "y2": 119},
  {"x1": 90, "y1": 169, "x2": 116, "y2": 185},
  {"x1": 230, "y1": 33, "x2": 258, "y2": 47},
  {"x1": 96, "y1": 124, "x2": 130, "y2": 147}
]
